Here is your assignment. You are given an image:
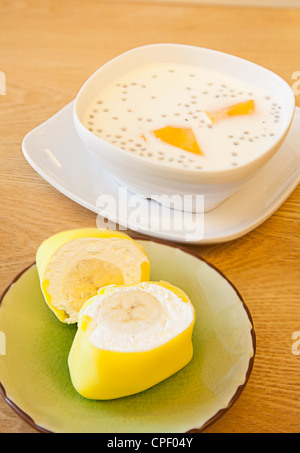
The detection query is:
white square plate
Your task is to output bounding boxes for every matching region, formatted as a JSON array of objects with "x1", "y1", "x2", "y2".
[{"x1": 22, "y1": 102, "x2": 300, "y2": 244}]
